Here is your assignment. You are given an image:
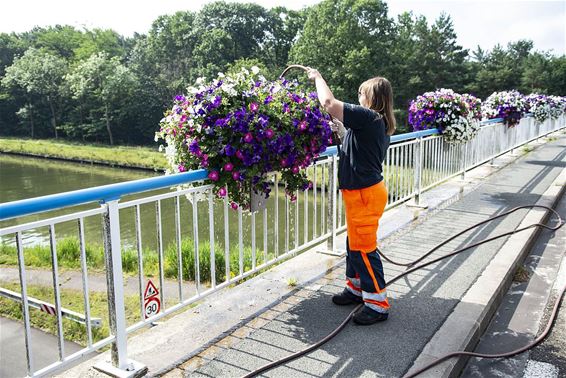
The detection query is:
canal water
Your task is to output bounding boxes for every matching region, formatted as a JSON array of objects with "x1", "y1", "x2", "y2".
[{"x1": 0, "y1": 154, "x2": 331, "y2": 255}]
